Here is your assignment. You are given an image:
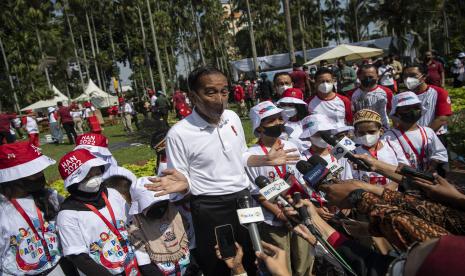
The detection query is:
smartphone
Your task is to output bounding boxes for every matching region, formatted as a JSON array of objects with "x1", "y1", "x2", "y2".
[{"x1": 215, "y1": 224, "x2": 236, "y2": 259}]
